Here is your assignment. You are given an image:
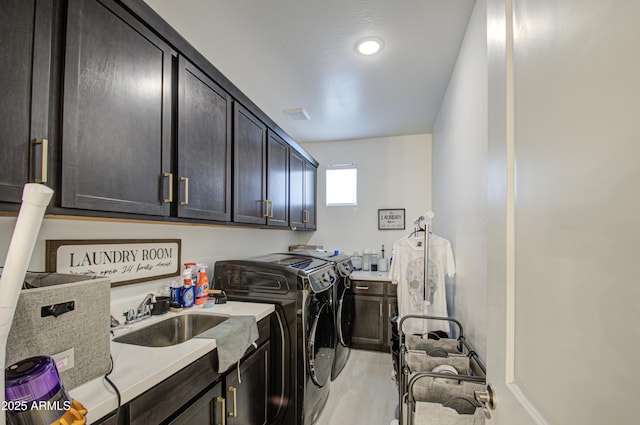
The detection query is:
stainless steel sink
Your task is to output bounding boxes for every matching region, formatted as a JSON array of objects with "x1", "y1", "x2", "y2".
[{"x1": 113, "y1": 313, "x2": 229, "y2": 347}]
